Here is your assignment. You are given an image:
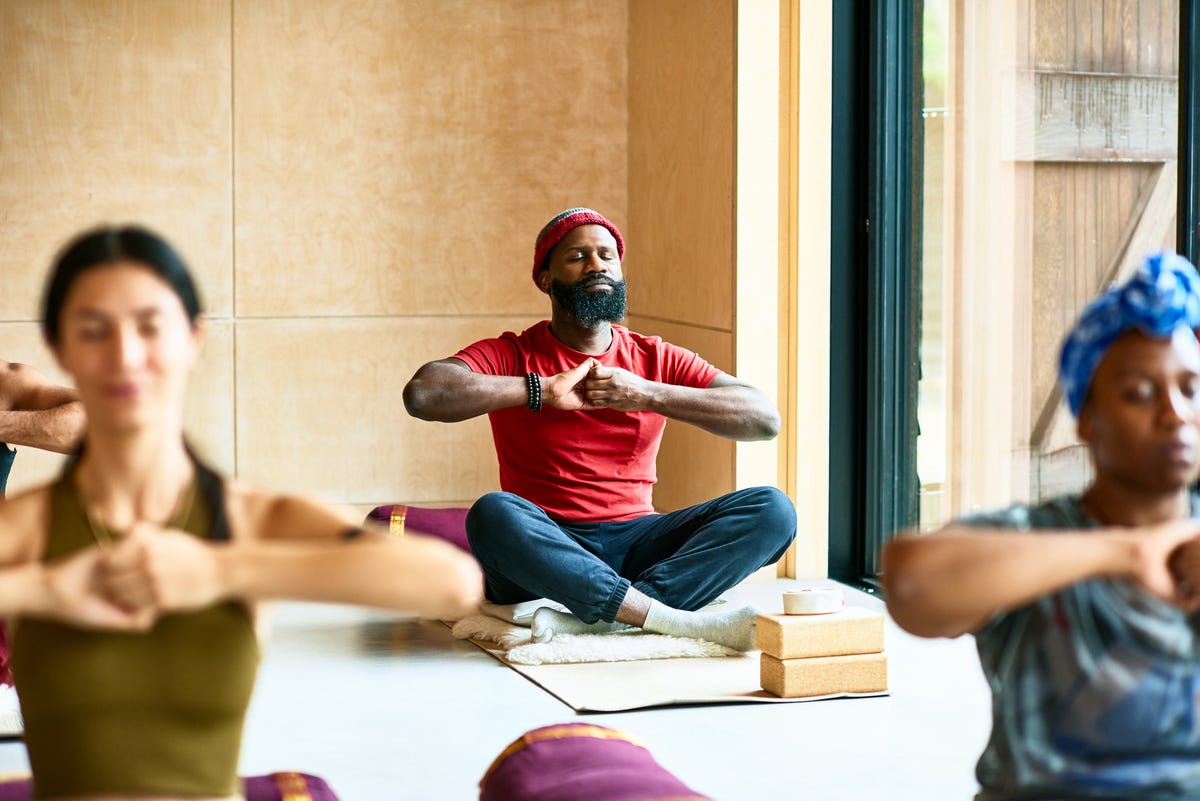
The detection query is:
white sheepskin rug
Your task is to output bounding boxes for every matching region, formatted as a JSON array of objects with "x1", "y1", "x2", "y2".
[{"x1": 450, "y1": 613, "x2": 738, "y2": 666}]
